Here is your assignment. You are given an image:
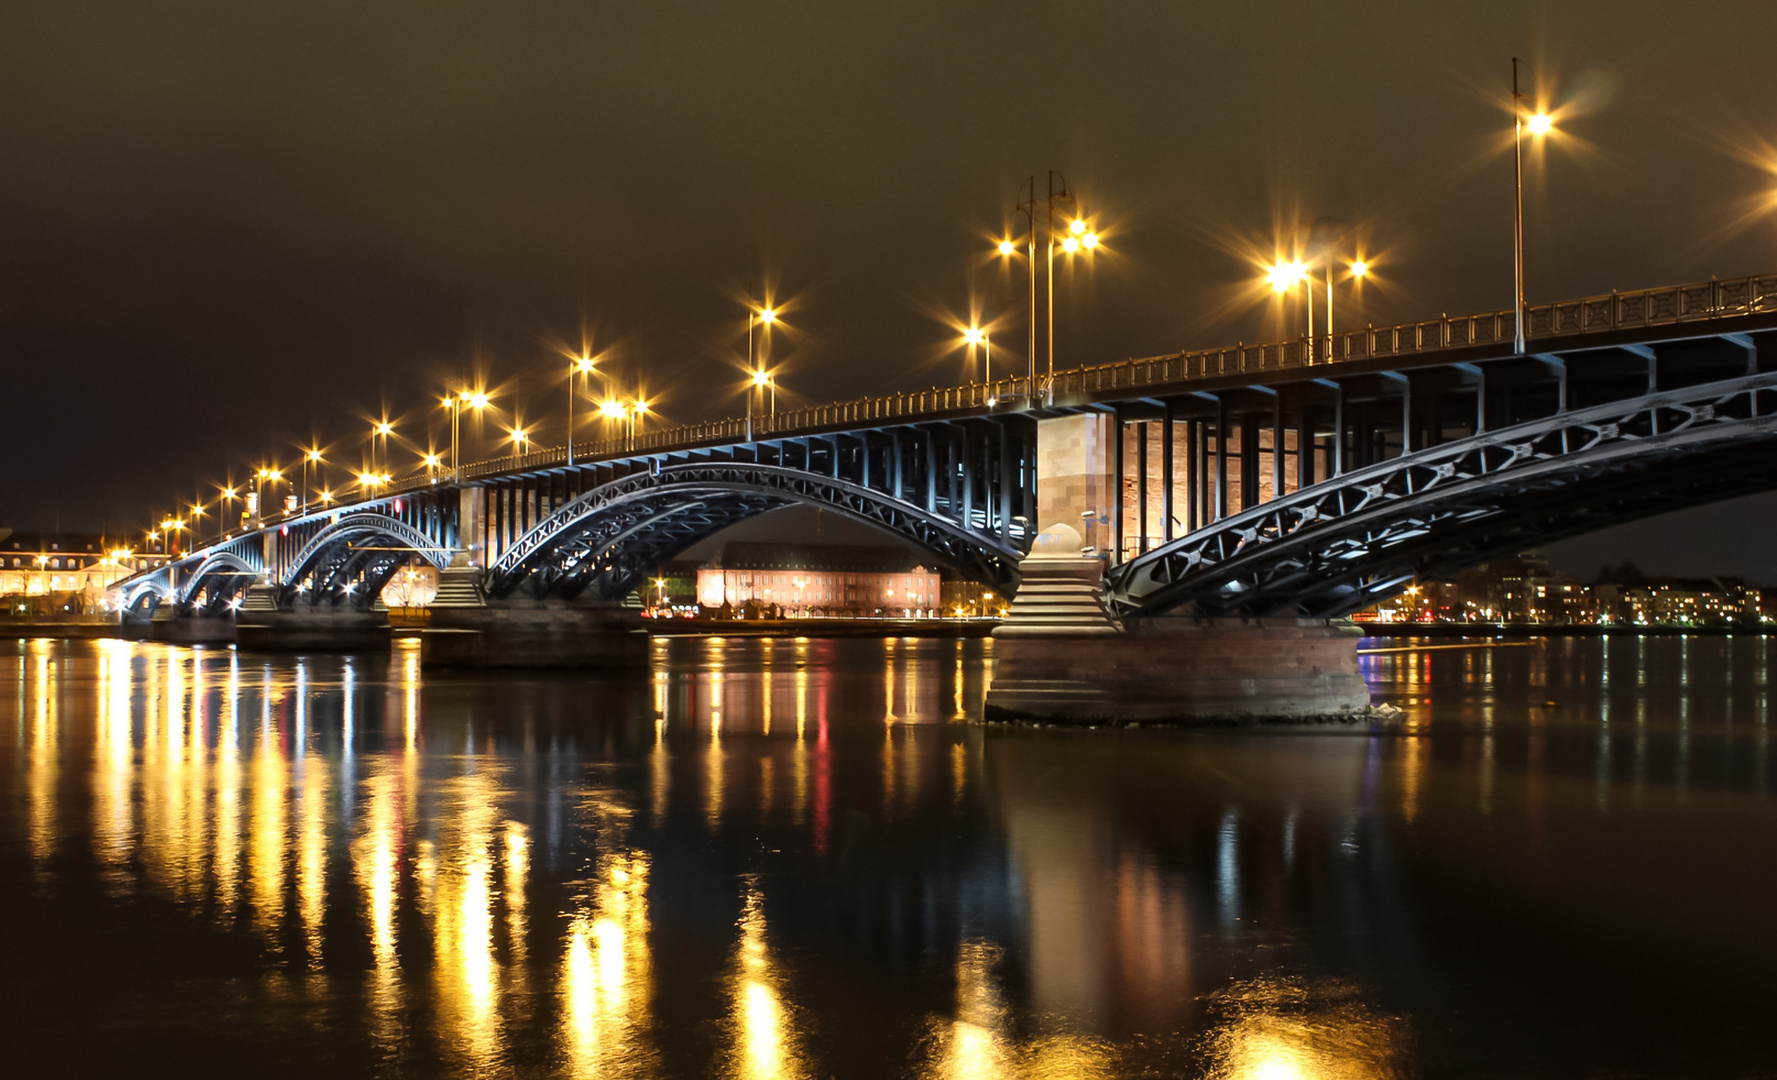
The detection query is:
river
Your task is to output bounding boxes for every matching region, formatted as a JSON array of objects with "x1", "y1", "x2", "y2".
[{"x1": 3, "y1": 634, "x2": 1775, "y2": 1077}]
